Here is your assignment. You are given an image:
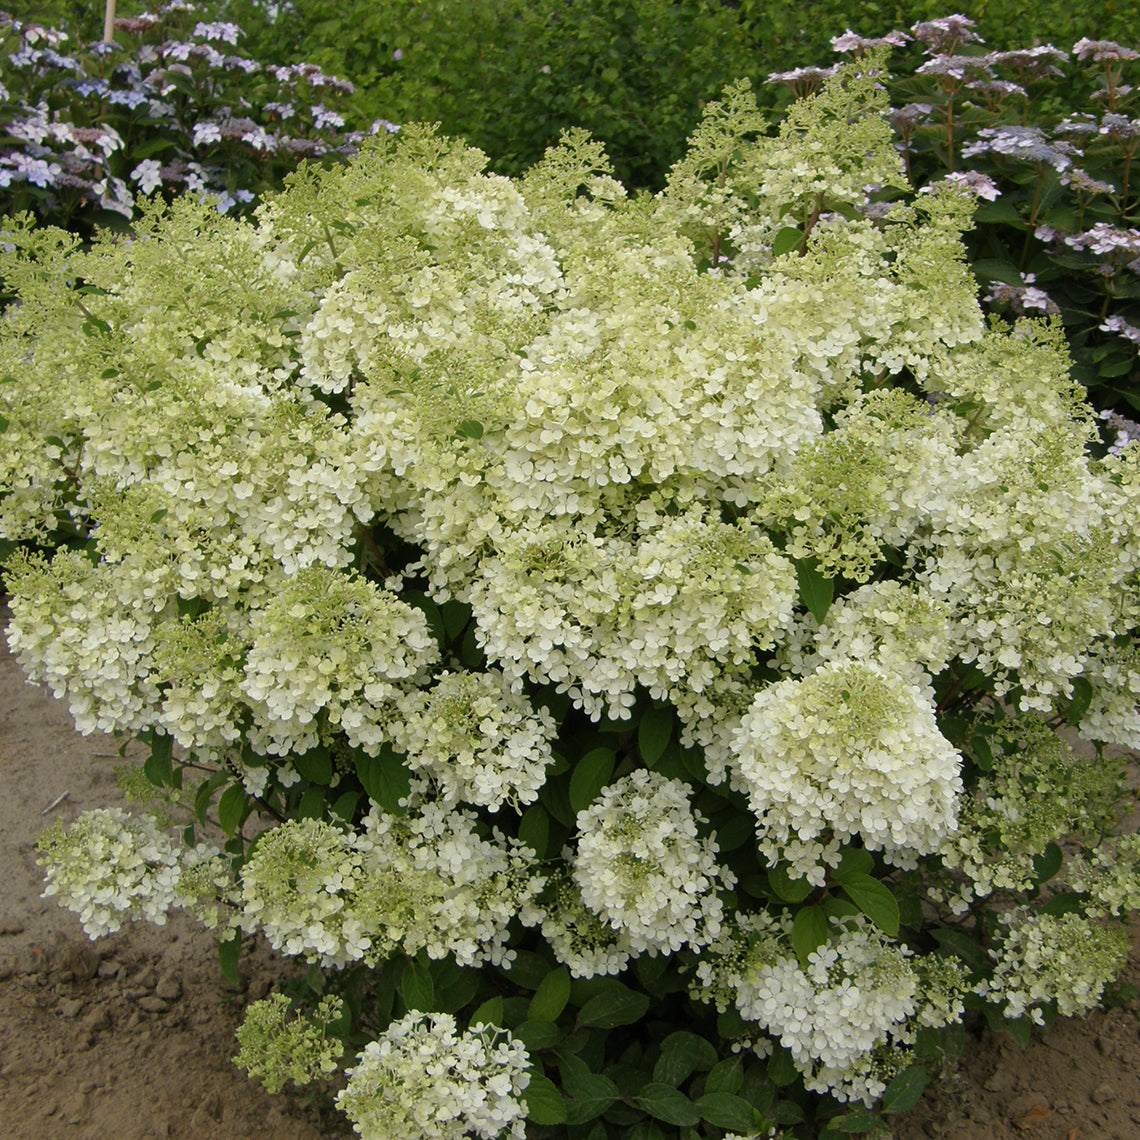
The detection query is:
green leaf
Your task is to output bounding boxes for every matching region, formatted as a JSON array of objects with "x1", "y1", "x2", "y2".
[
  {"x1": 457, "y1": 419, "x2": 484, "y2": 438},
  {"x1": 653, "y1": 1031, "x2": 717, "y2": 1085},
  {"x1": 293, "y1": 745, "x2": 332, "y2": 785},
  {"x1": 469, "y1": 995, "x2": 504, "y2": 1029},
  {"x1": 518, "y1": 803, "x2": 550, "y2": 858},
  {"x1": 694, "y1": 1092, "x2": 755, "y2": 1132},
  {"x1": 216, "y1": 783, "x2": 248, "y2": 837},
  {"x1": 297, "y1": 786, "x2": 326, "y2": 820},
  {"x1": 439, "y1": 598, "x2": 471, "y2": 641},
  {"x1": 330, "y1": 790, "x2": 359, "y2": 822},
  {"x1": 839, "y1": 873, "x2": 899, "y2": 937},
  {"x1": 768, "y1": 863, "x2": 816, "y2": 903},
  {"x1": 529, "y1": 966, "x2": 571, "y2": 1023},
  {"x1": 635, "y1": 1083, "x2": 700, "y2": 1127},
  {"x1": 143, "y1": 733, "x2": 174, "y2": 788},
  {"x1": 194, "y1": 770, "x2": 229, "y2": 825},
  {"x1": 356, "y1": 745, "x2": 413, "y2": 813},
  {"x1": 970, "y1": 259, "x2": 1024, "y2": 287},
  {"x1": 218, "y1": 930, "x2": 241, "y2": 987},
  {"x1": 569, "y1": 747, "x2": 616, "y2": 814},
  {"x1": 969, "y1": 732, "x2": 994, "y2": 771},
  {"x1": 974, "y1": 199, "x2": 1025, "y2": 224},
  {"x1": 704, "y1": 1055, "x2": 744, "y2": 1095},
  {"x1": 515, "y1": 1020, "x2": 563, "y2": 1050},
  {"x1": 1032, "y1": 841, "x2": 1064, "y2": 885},
  {"x1": 832, "y1": 848, "x2": 874, "y2": 880},
  {"x1": 524, "y1": 1072, "x2": 567, "y2": 1125},
  {"x1": 767, "y1": 1047, "x2": 799, "y2": 1087},
  {"x1": 639, "y1": 707, "x2": 674, "y2": 765},
  {"x1": 794, "y1": 557, "x2": 834, "y2": 624},
  {"x1": 792, "y1": 905, "x2": 830, "y2": 969},
  {"x1": 578, "y1": 984, "x2": 651, "y2": 1028},
  {"x1": 829, "y1": 1106, "x2": 883, "y2": 1132},
  {"x1": 501, "y1": 949, "x2": 554, "y2": 991},
  {"x1": 772, "y1": 226, "x2": 803, "y2": 257},
  {"x1": 401, "y1": 955, "x2": 435, "y2": 1011},
  {"x1": 930, "y1": 928, "x2": 988, "y2": 972},
  {"x1": 881, "y1": 1065, "x2": 928, "y2": 1115},
  {"x1": 1067, "y1": 675, "x2": 1094, "y2": 726},
  {"x1": 562, "y1": 1068, "x2": 618, "y2": 1124}
]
